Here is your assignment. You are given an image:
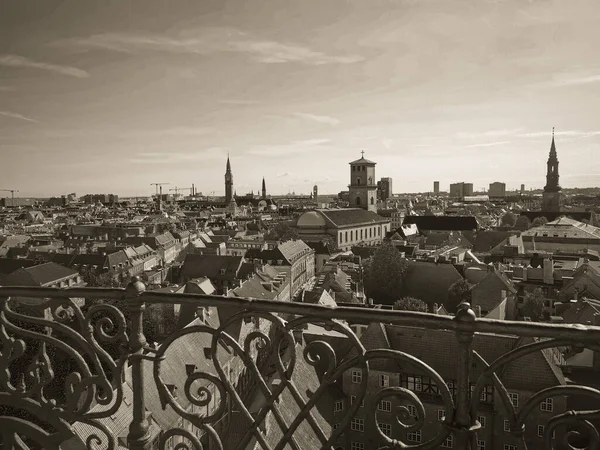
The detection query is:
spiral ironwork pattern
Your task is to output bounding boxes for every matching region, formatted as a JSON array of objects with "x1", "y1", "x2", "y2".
[{"x1": 1, "y1": 284, "x2": 600, "y2": 450}]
